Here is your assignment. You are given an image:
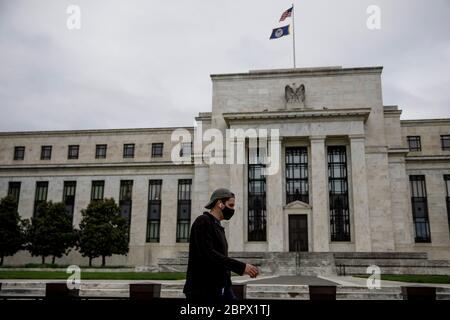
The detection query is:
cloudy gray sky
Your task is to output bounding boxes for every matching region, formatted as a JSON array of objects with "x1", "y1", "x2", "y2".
[{"x1": 0, "y1": 0, "x2": 449, "y2": 131}]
